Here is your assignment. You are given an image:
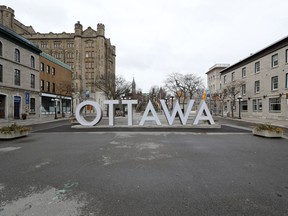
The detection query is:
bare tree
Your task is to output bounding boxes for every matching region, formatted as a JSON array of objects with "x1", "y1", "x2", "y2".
[
  {"x1": 183, "y1": 74, "x2": 204, "y2": 99},
  {"x1": 95, "y1": 74, "x2": 131, "y2": 100},
  {"x1": 222, "y1": 80, "x2": 245, "y2": 118},
  {"x1": 164, "y1": 72, "x2": 204, "y2": 109},
  {"x1": 57, "y1": 80, "x2": 72, "y2": 117},
  {"x1": 211, "y1": 88, "x2": 228, "y2": 116},
  {"x1": 164, "y1": 73, "x2": 187, "y2": 109}
]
